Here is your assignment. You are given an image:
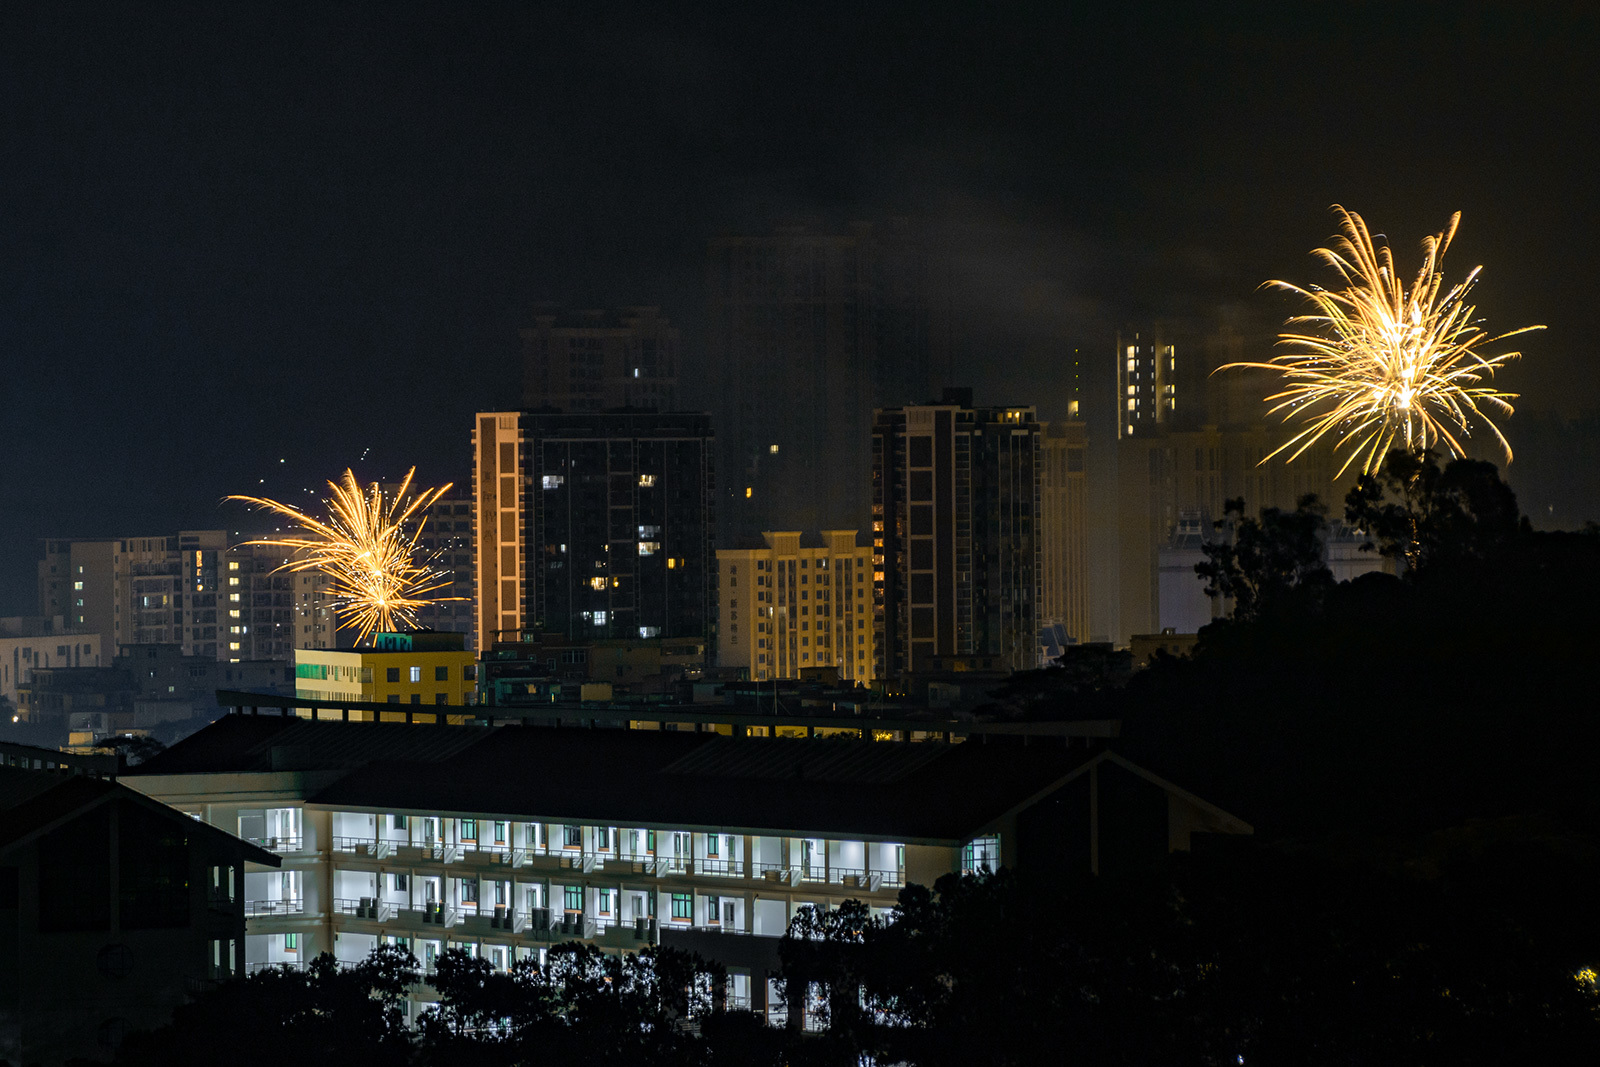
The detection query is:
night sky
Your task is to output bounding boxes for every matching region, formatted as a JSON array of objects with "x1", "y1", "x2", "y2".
[{"x1": 3, "y1": 2, "x2": 1597, "y2": 612}]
